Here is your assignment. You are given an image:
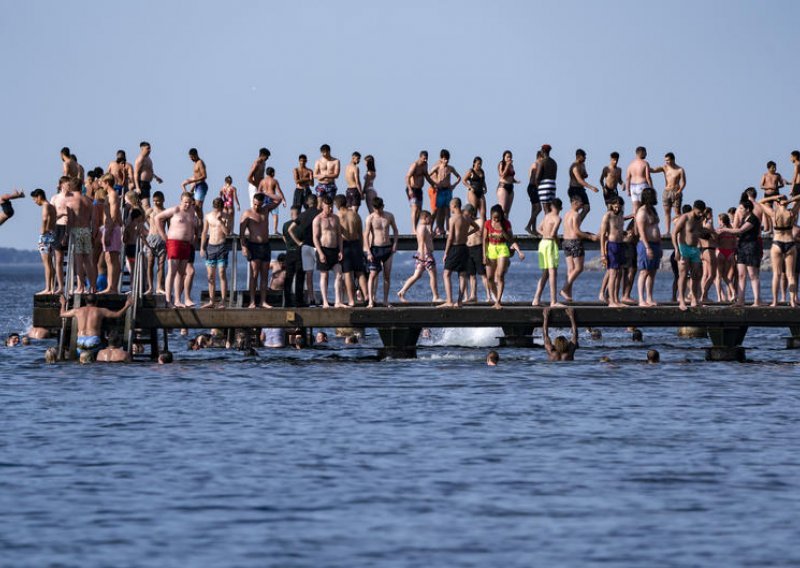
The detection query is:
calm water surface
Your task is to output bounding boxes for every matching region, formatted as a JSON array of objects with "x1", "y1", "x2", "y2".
[{"x1": 2, "y1": 259, "x2": 800, "y2": 567}]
